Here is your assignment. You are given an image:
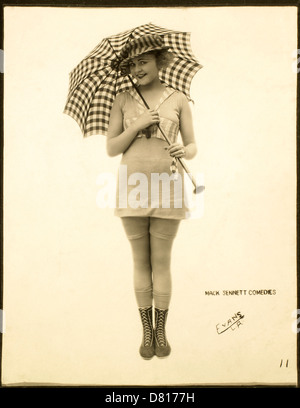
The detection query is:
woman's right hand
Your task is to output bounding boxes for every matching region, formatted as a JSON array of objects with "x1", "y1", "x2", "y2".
[{"x1": 133, "y1": 110, "x2": 160, "y2": 132}]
